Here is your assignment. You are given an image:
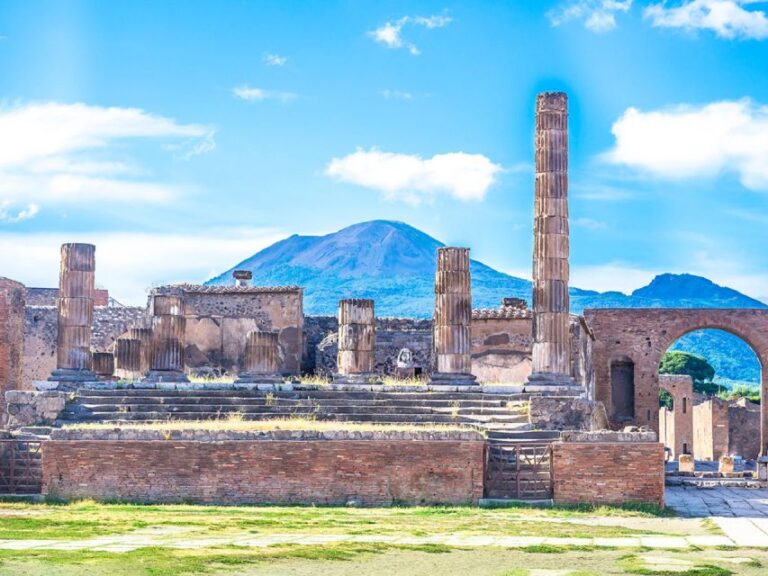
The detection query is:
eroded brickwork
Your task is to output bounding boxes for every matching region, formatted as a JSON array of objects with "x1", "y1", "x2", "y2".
[
  {"x1": 694, "y1": 397, "x2": 730, "y2": 461},
  {"x1": 658, "y1": 375, "x2": 694, "y2": 459},
  {"x1": 552, "y1": 441, "x2": 665, "y2": 506},
  {"x1": 0, "y1": 278, "x2": 25, "y2": 422},
  {"x1": 42, "y1": 438, "x2": 485, "y2": 505}
]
